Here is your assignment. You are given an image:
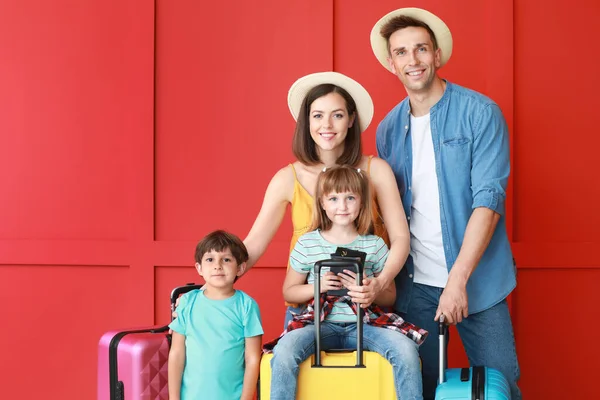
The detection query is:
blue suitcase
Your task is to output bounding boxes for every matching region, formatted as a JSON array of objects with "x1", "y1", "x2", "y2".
[{"x1": 435, "y1": 316, "x2": 511, "y2": 400}]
